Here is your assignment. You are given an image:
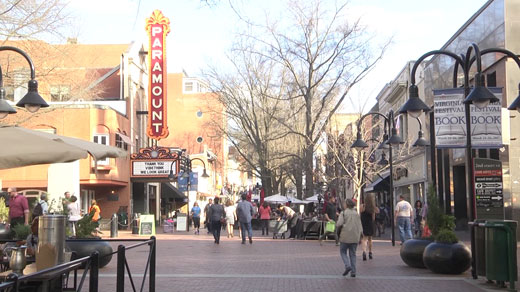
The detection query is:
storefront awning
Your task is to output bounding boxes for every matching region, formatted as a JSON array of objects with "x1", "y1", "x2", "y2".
[
  {"x1": 364, "y1": 173, "x2": 390, "y2": 193},
  {"x1": 161, "y1": 182, "x2": 185, "y2": 201}
]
